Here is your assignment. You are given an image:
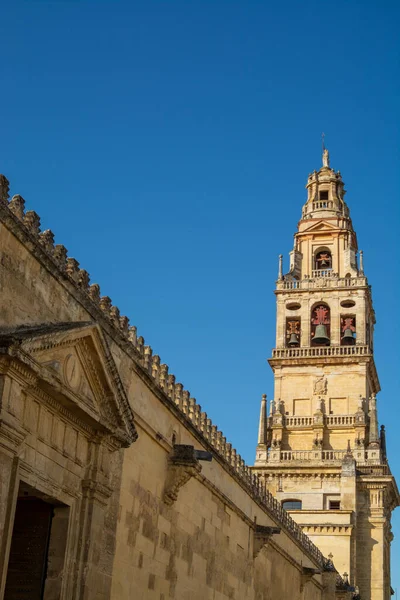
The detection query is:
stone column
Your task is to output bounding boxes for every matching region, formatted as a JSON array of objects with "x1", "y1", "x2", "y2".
[
  {"x1": 340, "y1": 447, "x2": 357, "y2": 587},
  {"x1": 0, "y1": 376, "x2": 26, "y2": 598},
  {"x1": 72, "y1": 442, "x2": 116, "y2": 600}
]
